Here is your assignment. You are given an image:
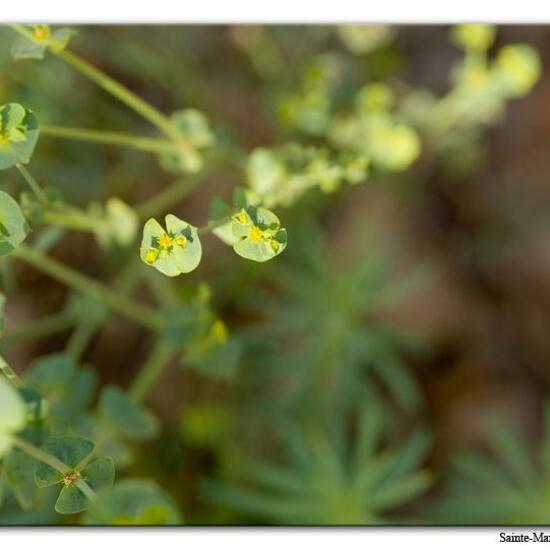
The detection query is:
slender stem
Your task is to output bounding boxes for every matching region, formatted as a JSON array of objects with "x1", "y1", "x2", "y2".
[
  {"x1": 129, "y1": 339, "x2": 175, "y2": 402},
  {"x1": 13, "y1": 436, "x2": 97, "y2": 500},
  {"x1": 197, "y1": 216, "x2": 231, "y2": 235},
  {"x1": 12, "y1": 244, "x2": 163, "y2": 331},
  {"x1": 1, "y1": 310, "x2": 75, "y2": 344},
  {"x1": 0, "y1": 354, "x2": 23, "y2": 387},
  {"x1": 41, "y1": 125, "x2": 178, "y2": 155},
  {"x1": 16, "y1": 164, "x2": 47, "y2": 204}
]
